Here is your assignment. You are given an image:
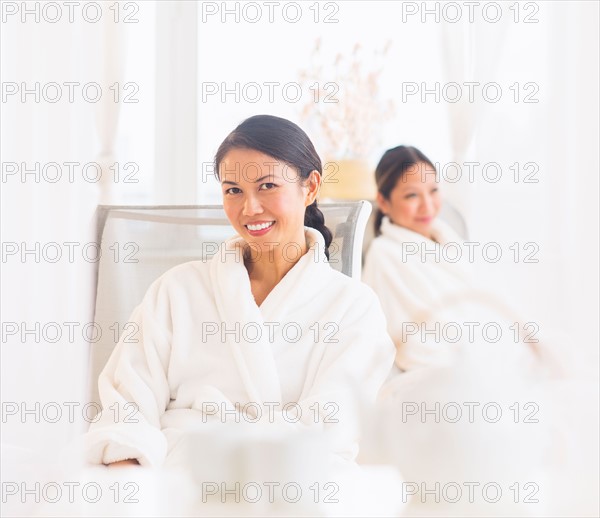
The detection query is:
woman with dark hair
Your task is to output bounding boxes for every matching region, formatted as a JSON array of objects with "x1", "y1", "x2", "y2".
[
  {"x1": 84, "y1": 115, "x2": 394, "y2": 472},
  {"x1": 363, "y1": 145, "x2": 471, "y2": 371},
  {"x1": 371, "y1": 146, "x2": 442, "y2": 239},
  {"x1": 364, "y1": 148, "x2": 570, "y2": 518}
]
